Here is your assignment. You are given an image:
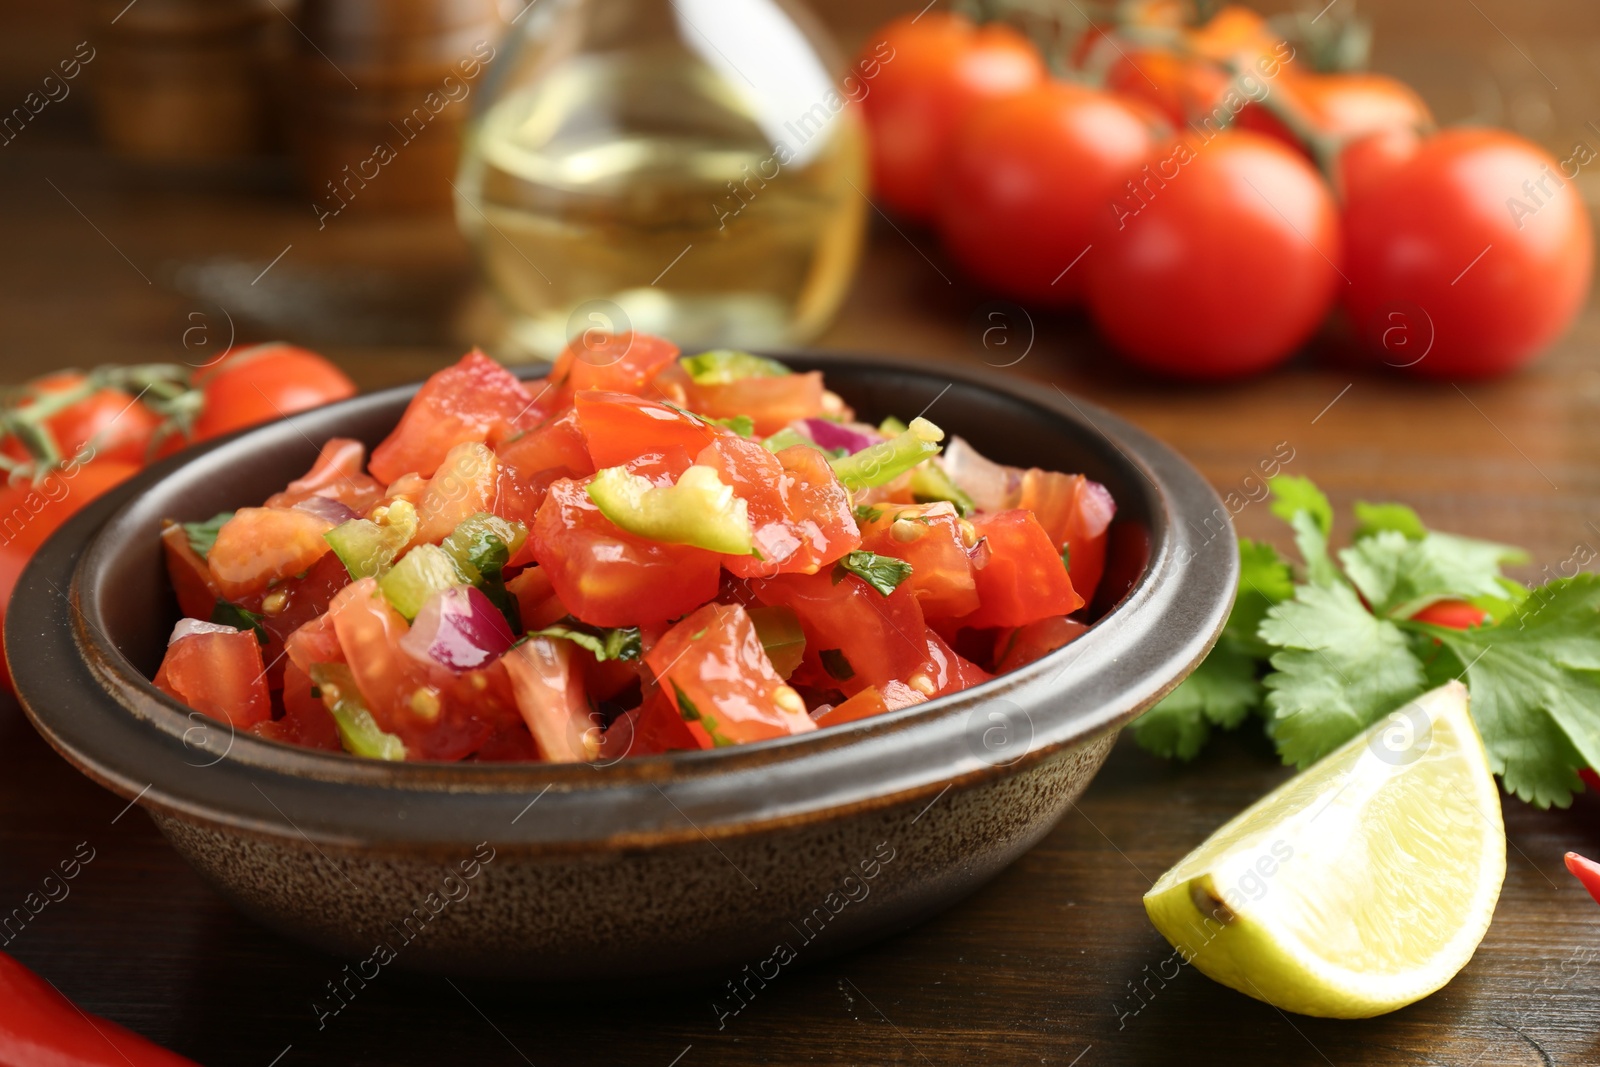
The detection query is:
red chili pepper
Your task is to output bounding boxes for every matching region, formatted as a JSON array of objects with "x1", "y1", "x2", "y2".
[
  {"x1": 1566, "y1": 852, "x2": 1600, "y2": 908},
  {"x1": 0, "y1": 950, "x2": 197, "y2": 1066}
]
